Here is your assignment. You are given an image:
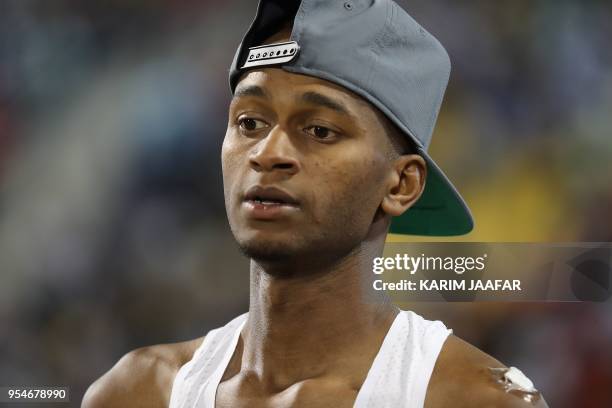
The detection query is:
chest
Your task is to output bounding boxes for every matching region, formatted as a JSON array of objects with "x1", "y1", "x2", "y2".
[{"x1": 215, "y1": 375, "x2": 359, "y2": 408}]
